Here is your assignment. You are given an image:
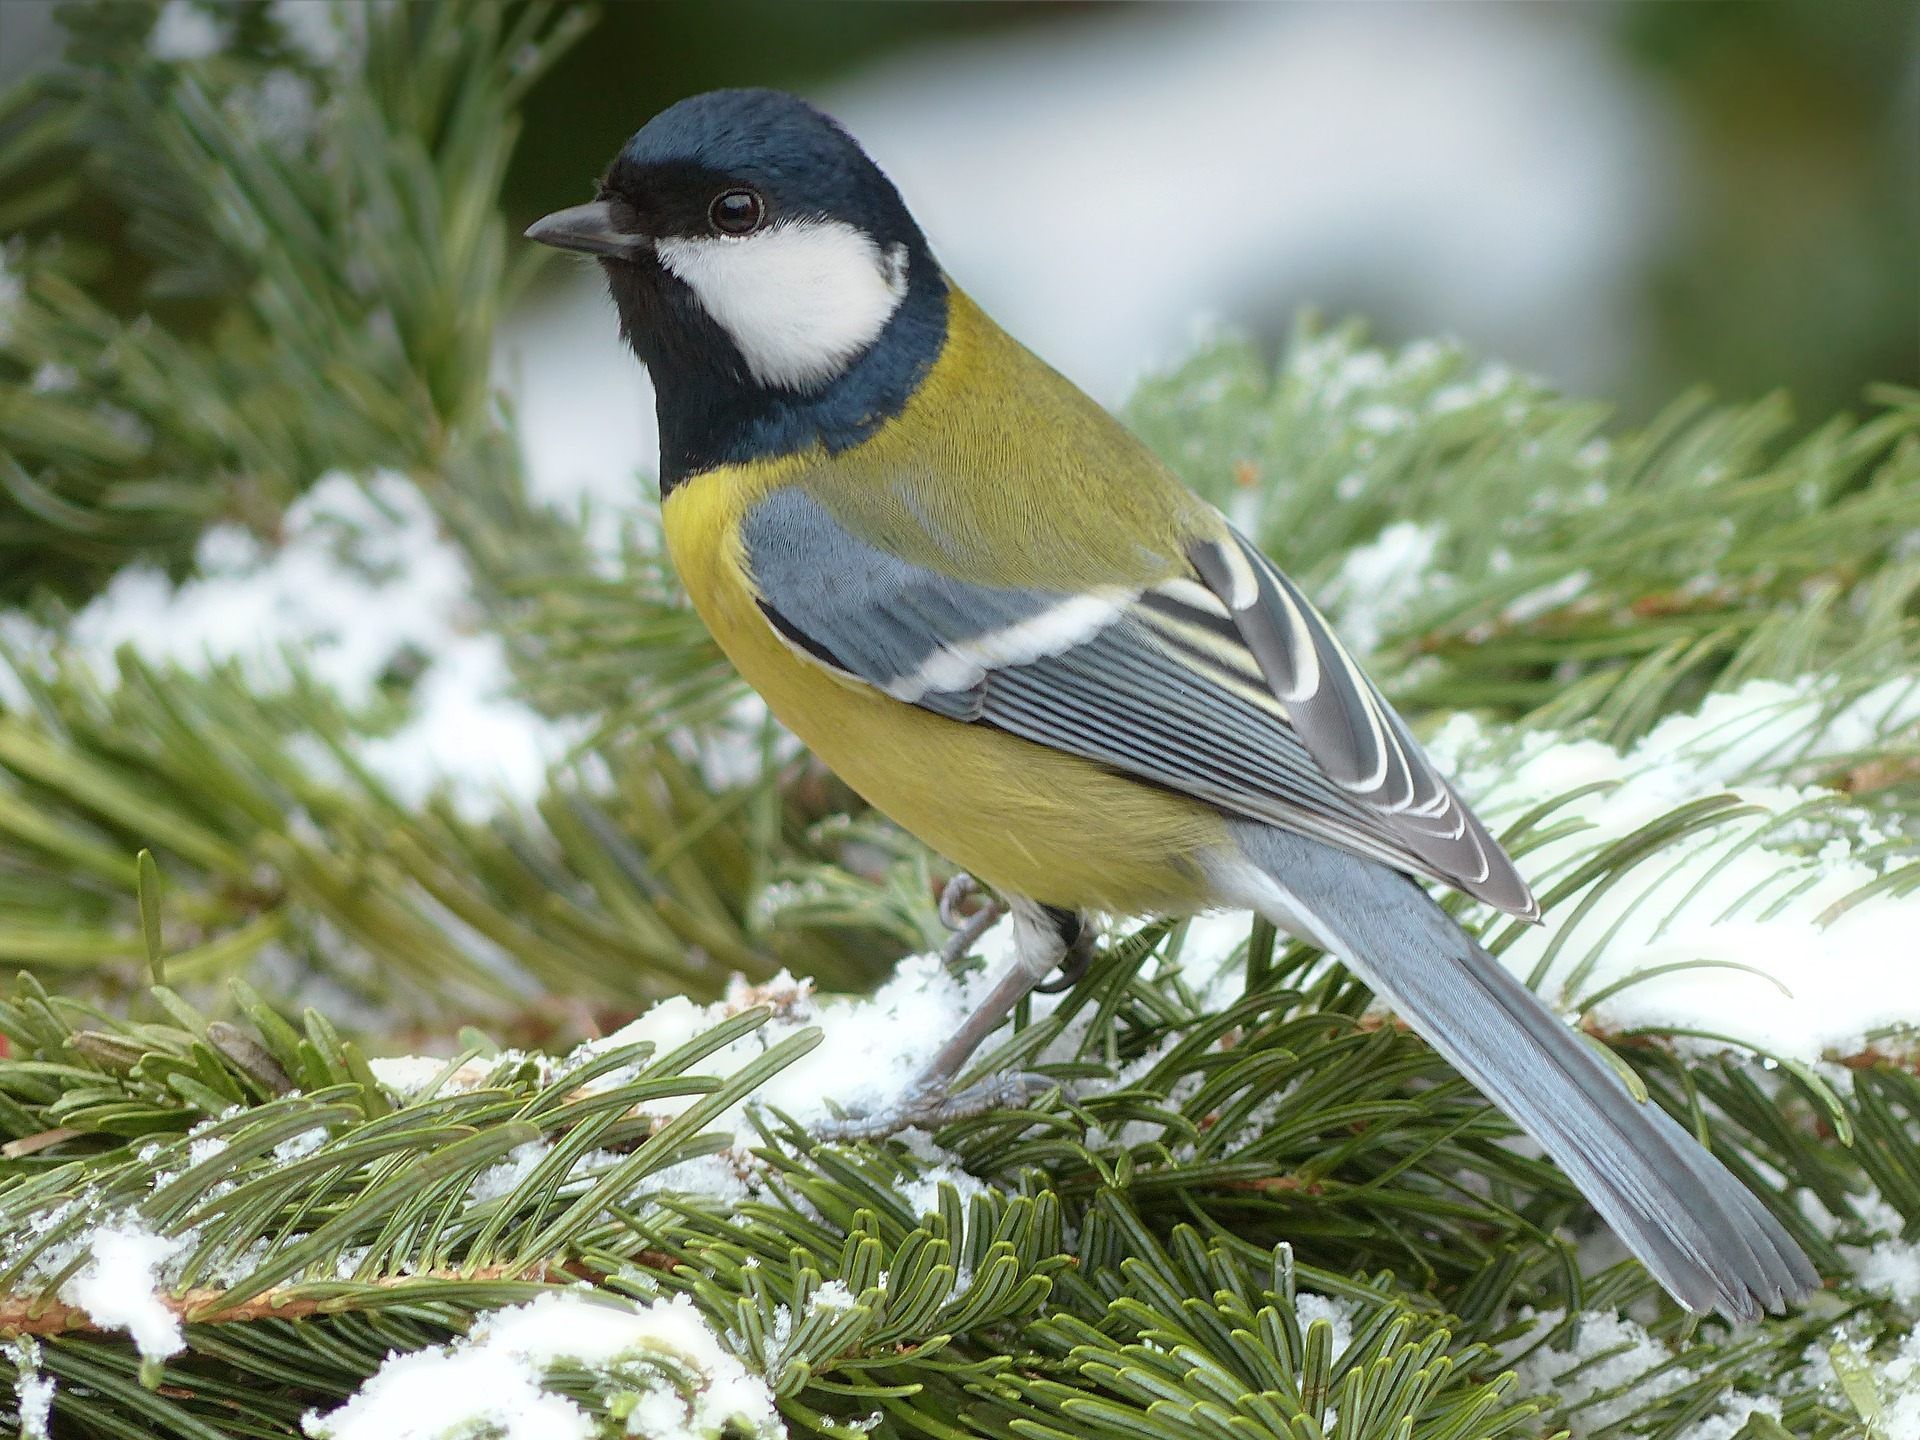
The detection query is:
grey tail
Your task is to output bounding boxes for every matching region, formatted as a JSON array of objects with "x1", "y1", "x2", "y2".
[{"x1": 1228, "y1": 821, "x2": 1819, "y2": 1322}]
